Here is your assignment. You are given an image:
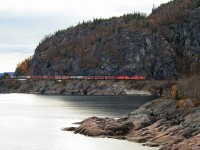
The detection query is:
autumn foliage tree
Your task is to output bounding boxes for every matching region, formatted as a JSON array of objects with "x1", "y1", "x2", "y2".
[{"x1": 15, "y1": 57, "x2": 32, "y2": 76}]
